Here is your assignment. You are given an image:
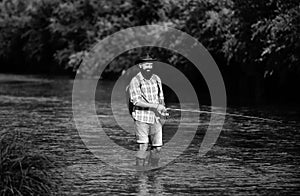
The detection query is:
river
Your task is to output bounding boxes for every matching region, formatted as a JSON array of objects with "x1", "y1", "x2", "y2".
[{"x1": 0, "y1": 74, "x2": 299, "y2": 195}]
